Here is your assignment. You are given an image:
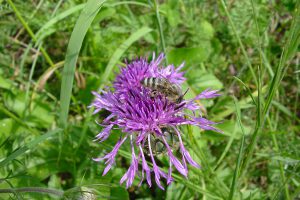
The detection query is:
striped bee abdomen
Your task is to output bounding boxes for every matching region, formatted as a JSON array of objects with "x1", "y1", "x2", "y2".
[{"x1": 141, "y1": 77, "x2": 161, "y2": 89}]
